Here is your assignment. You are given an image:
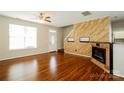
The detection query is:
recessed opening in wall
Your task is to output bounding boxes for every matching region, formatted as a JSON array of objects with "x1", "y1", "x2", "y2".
[
  {"x1": 49, "y1": 30, "x2": 57, "y2": 52},
  {"x1": 67, "y1": 37, "x2": 74, "y2": 42},
  {"x1": 79, "y1": 37, "x2": 90, "y2": 42},
  {"x1": 92, "y1": 46, "x2": 106, "y2": 64}
]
